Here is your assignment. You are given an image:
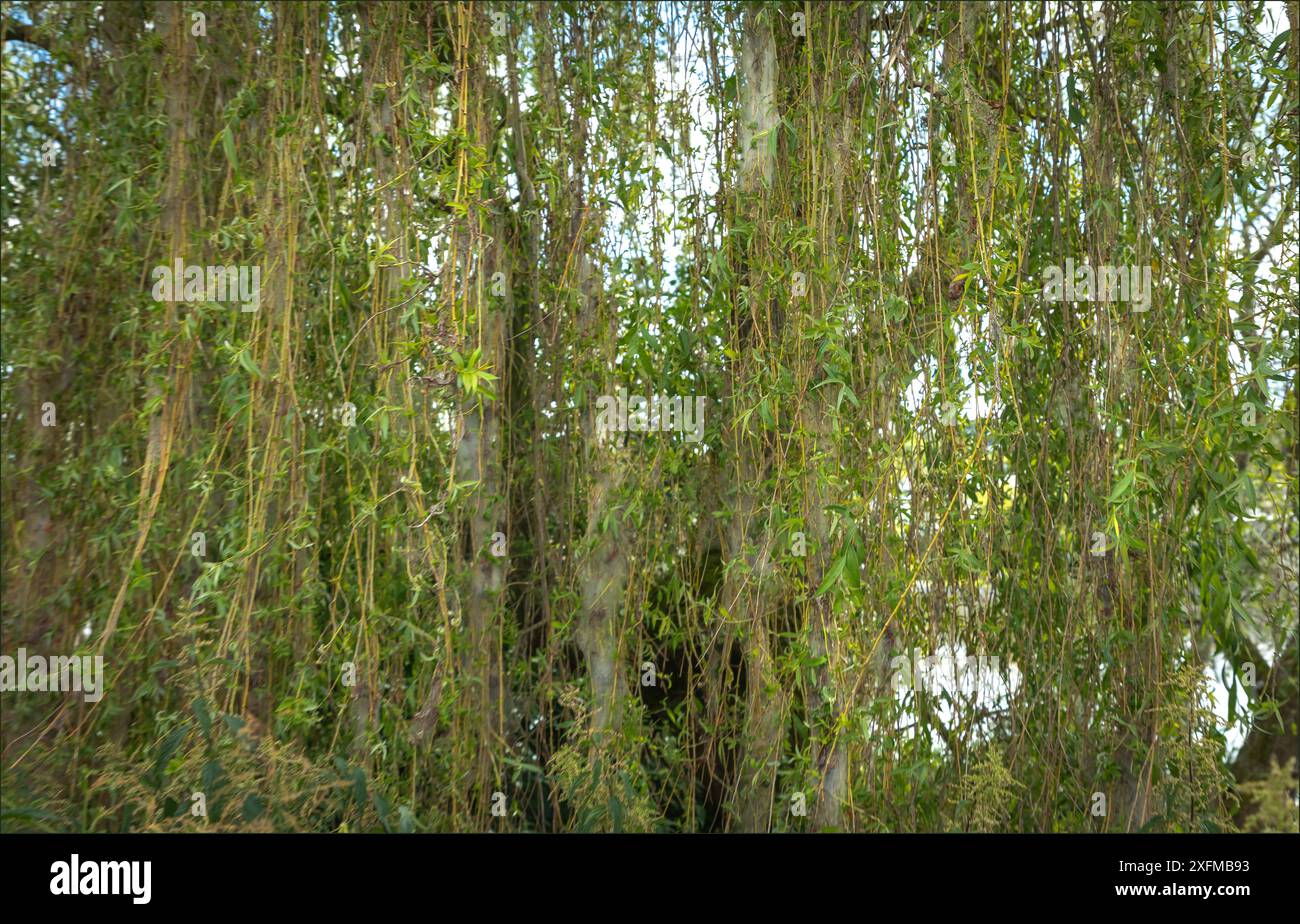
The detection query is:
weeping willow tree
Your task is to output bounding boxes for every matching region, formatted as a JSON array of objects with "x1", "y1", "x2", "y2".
[{"x1": 1, "y1": 0, "x2": 1295, "y2": 834}]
